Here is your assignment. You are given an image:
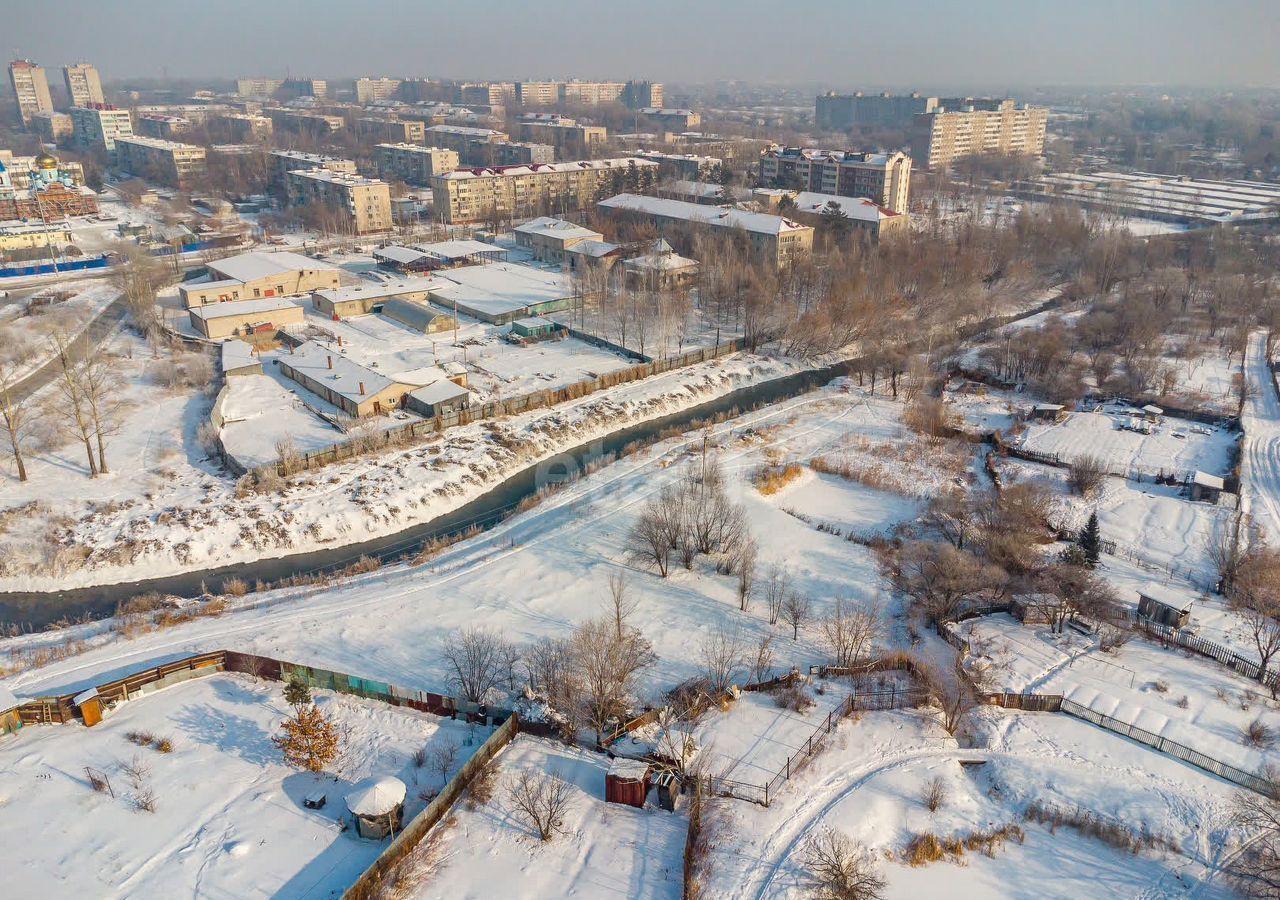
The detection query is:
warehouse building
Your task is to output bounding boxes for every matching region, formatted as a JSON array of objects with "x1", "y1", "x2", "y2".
[{"x1": 187, "y1": 296, "x2": 305, "y2": 339}]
